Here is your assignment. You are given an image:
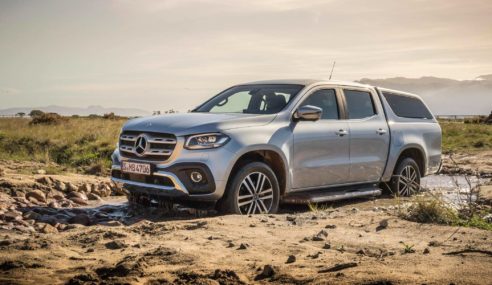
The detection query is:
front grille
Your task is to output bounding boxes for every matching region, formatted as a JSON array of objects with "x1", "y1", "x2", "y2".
[{"x1": 119, "y1": 131, "x2": 177, "y2": 161}]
